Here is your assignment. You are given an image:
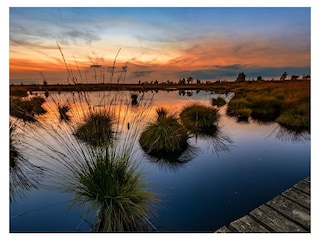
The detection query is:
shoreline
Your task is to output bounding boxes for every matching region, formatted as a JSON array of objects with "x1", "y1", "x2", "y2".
[{"x1": 9, "y1": 80, "x2": 309, "y2": 94}]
